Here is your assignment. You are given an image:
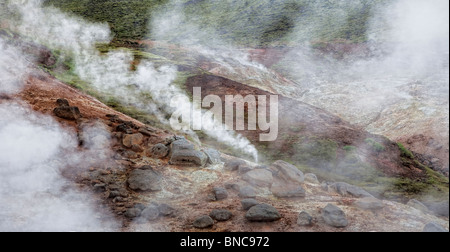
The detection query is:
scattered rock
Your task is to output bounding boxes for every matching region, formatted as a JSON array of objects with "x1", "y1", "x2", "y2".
[
  {"x1": 270, "y1": 160, "x2": 304, "y2": 185},
  {"x1": 108, "y1": 190, "x2": 120, "y2": 199},
  {"x1": 169, "y1": 139, "x2": 208, "y2": 167},
  {"x1": 141, "y1": 206, "x2": 160, "y2": 221},
  {"x1": 241, "y1": 199, "x2": 259, "y2": 210},
  {"x1": 225, "y1": 183, "x2": 240, "y2": 191},
  {"x1": 193, "y1": 215, "x2": 214, "y2": 229},
  {"x1": 213, "y1": 187, "x2": 228, "y2": 201},
  {"x1": 271, "y1": 179, "x2": 306, "y2": 198},
  {"x1": 131, "y1": 144, "x2": 143, "y2": 153},
  {"x1": 93, "y1": 183, "x2": 106, "y2": 192},
  {"x1": 423, "y1": 222, "x2": 448, "y2": 232},
  {"x1": 322, "y1": 204, "x2": 348, "y2": 228},
  {"x1": 122, "y1": 150, "x2": 139, "y2": 159},
  {"x1": 127, "y1": 168, "x2": 162, "y2": 192},
  {"x1": 242, "y1": 169, "x2": 273, "y2": 188},
  {"x1": 304, "y1": 173, "x2": 320, "y2": 184},
  {"x1": 56, "y1": 98, "x2": 70, "y2": 107},
  {"x1": 116, "y1": 123, "x2": 132, "y2": 134},
  {"x1": 54, "y1": 106, "x2": 81, "y2": 120},
  {"x1": 330, "y1": 182, "x2": 373, "y2": 198},
  {"x1": 246, "y1": 204, "x2": 281, "y2": 222},
  {"x1": 239, "y1": 186, "x2": 257, "y2": 198},
  {"x1": 297, "y1": 211, "x2": 313, "y2": 226},
  {"x1": 354, "y1": 197, "x2": 385, "y2": 211},
  {"x1": 224, "y1": 159, "x2": 246, "y2": 171},
  {"x1": 149, "y1": 143, "x2": 169, "y2": 159},
  {"x1": 203, "y1": 148, "x2": 222, "y2": 165},
  {"x1": 210, "y1": 209, "x2": 233, "y2": 221},
  {"x1": 407, "y1": 199, "x2": 429, "y2": 213},
  {"x1": 138, "y1": 127, "x2": 154, "y2": 136},
  {"x1": 158, "y1": 203, "x2": 176, "y2": 217},
  {"x1": 124, "y1": 208, "x2": 142, "y2": 219},
  {"x1": 123, "y1": 133, "x2": 144, "y2": 148}
]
